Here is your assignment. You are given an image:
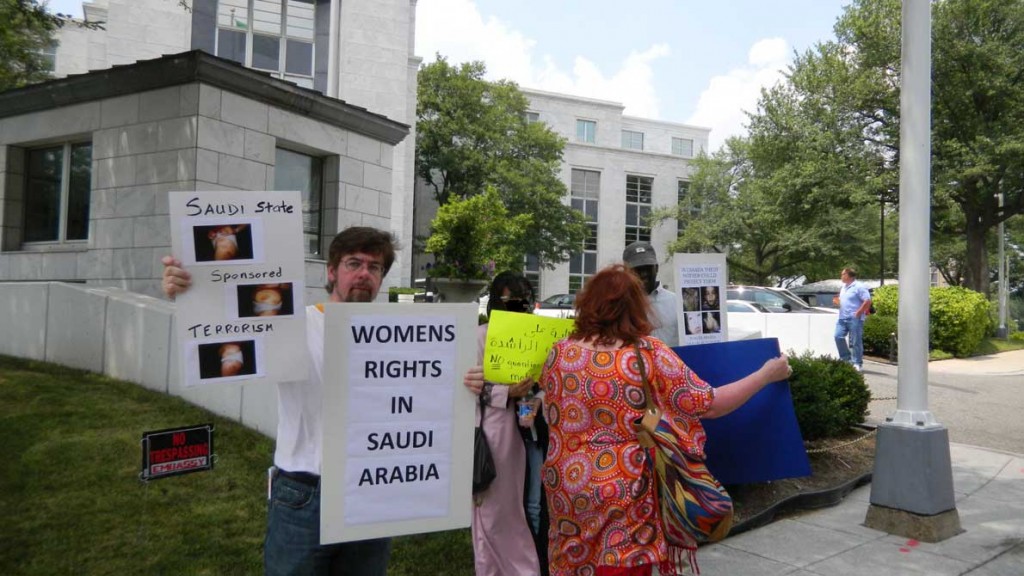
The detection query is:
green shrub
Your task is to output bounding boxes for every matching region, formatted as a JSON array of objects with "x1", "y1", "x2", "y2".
[
  {"x1": 929, "y1": 287, "x2": 992, "y2": 357},
  {"x1": 388, "y1": 286, "x2": 423, "y2": 303},
  {"x1": 788, "y1": 351, "x2": 871, "y2": 441},
  {"x1": 871, "y1": 285, "x2": 899, "y2": 316},
  {"x1": 855, "y1": 285, "x2": 992, "y2": 357},
  {"x1": 863, "y1": 314, "x2": 897, "y2": 357}
]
